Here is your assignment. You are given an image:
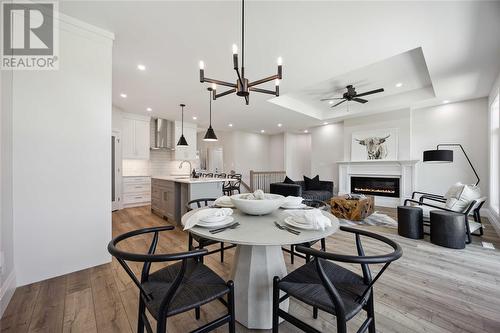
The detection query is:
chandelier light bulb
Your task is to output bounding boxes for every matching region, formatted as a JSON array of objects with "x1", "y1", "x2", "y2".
[
  {"x1": 232, "y1": 44, "x2": 238, "y2": 54},
  {"x1": 212, "y1": 83, "x2": 217, "y2": 90},
  {"x1": 275, "y1": 79, "x2": 280, "y2": 86},
  {"x1": 277, "y1": 57, "x2": 283, "y2": 66},
  {"x1": 199, "y1": 61, "x2": 205, "y2": 70}
]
